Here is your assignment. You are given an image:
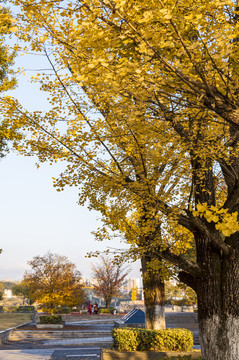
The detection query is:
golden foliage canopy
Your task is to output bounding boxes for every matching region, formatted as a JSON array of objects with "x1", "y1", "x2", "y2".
[
  {"x1": 0, "y1": 3, "x2": 19, "y2": 158},
  {"x1": 23, "y1": 252, "x2": 86, "y2": 313},
  {"x1": 4, "y1": 0, "x2": 239, "y2": 280}
]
